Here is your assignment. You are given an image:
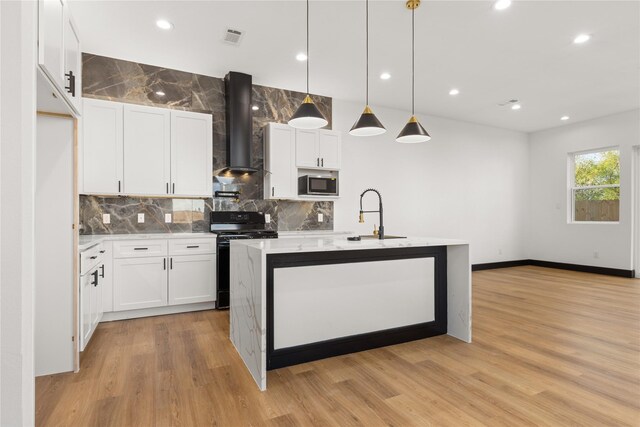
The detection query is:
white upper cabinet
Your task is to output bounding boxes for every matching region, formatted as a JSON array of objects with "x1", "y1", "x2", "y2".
[
  {"x1": 123, "y1": 104, "x2": 171, "y2": 196},
  {"x1": 82, "y1": 98, "x2": 124, "y2": 194},
  {"x1": 264, "y1": 123, "x2": 296, "y2": 199},
  {"x1": 295, "y1": 128, "x2": 341, "y2": 170},
  {"x1": 170, "y1": 110, "x2": 213, "y2": 197},
  {"x1": 62, "y1": 8, "x2": 81, "y2": 113},
  {"x1": 318, "y1": 130, "x2": 341, "y2": 170},
  {"x1": 39, "y1": 0, "x2": 65, "y2": 91},
  {"x1": 38, "y1": 0, "x2": 82, "y2": 115},
  {"x1": 295, "y1": 129, "x2": 320, "y2": 168}
]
